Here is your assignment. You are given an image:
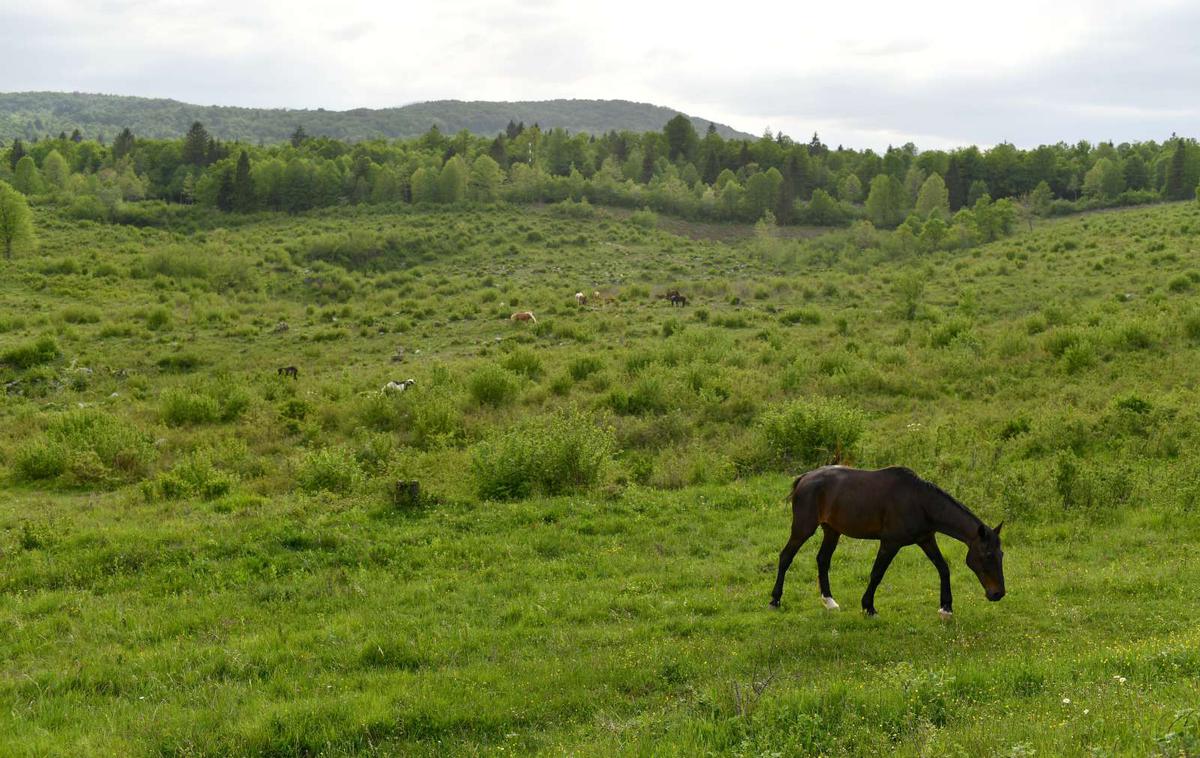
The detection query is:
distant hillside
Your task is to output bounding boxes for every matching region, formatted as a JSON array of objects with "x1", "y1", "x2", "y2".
[{"x1": 0, "y1": 92, "x2": 755, "y2": 144}]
